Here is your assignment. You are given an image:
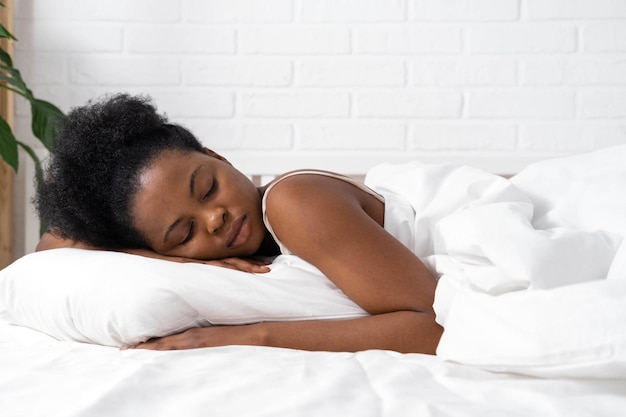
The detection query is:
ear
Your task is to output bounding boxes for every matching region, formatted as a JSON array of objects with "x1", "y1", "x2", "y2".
[{"x1": 203, "y1": 147, "x2": 231, "y2": 165}]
